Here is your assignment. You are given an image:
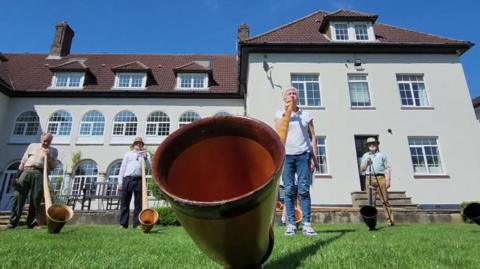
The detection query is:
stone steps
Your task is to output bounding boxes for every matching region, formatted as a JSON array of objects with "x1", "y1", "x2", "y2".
[{"x1": 351, "y1": 191, "x2": 417, "y2": 209}]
